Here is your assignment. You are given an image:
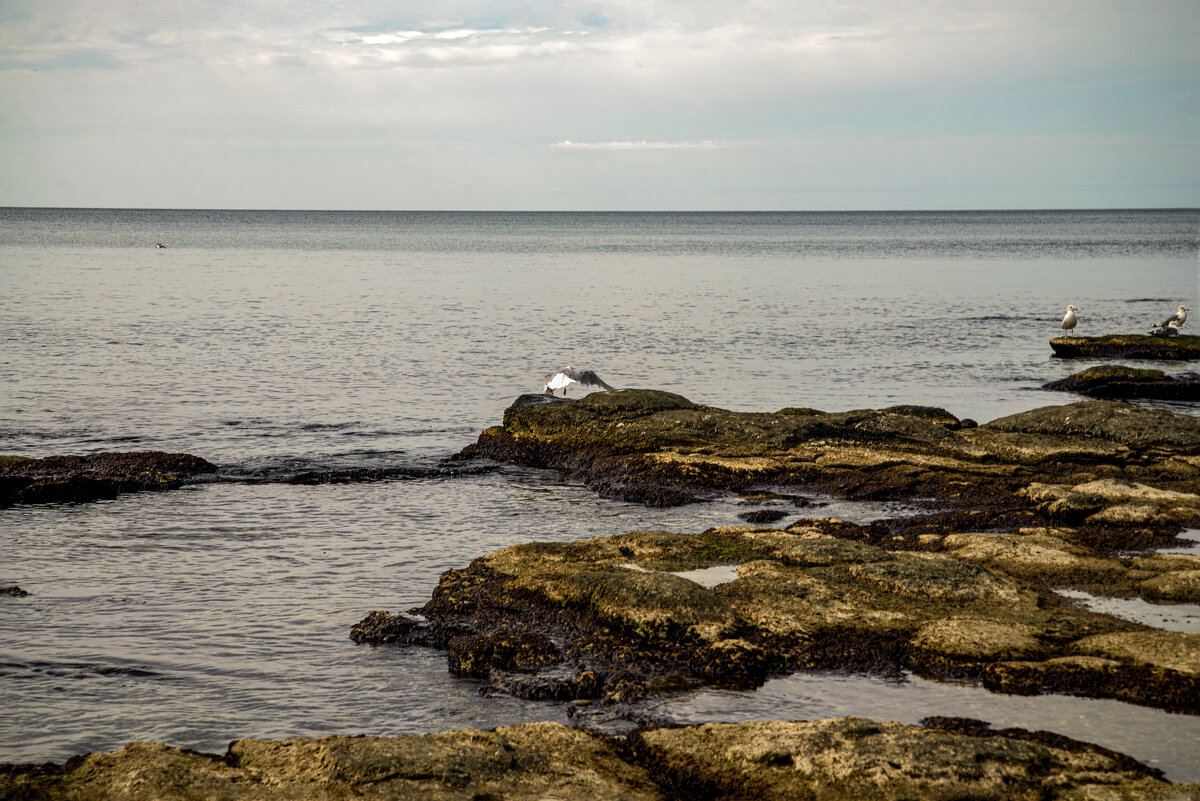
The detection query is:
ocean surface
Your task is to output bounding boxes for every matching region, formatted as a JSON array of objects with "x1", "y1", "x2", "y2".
[{"x1": 2, "y1": 208, "x2": 1199, "y2": 778}]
